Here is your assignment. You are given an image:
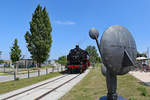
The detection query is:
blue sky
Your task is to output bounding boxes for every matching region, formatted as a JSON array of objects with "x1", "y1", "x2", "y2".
[{"x1": 0, "y1": 0, "x2": 150, "y2": 60}]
